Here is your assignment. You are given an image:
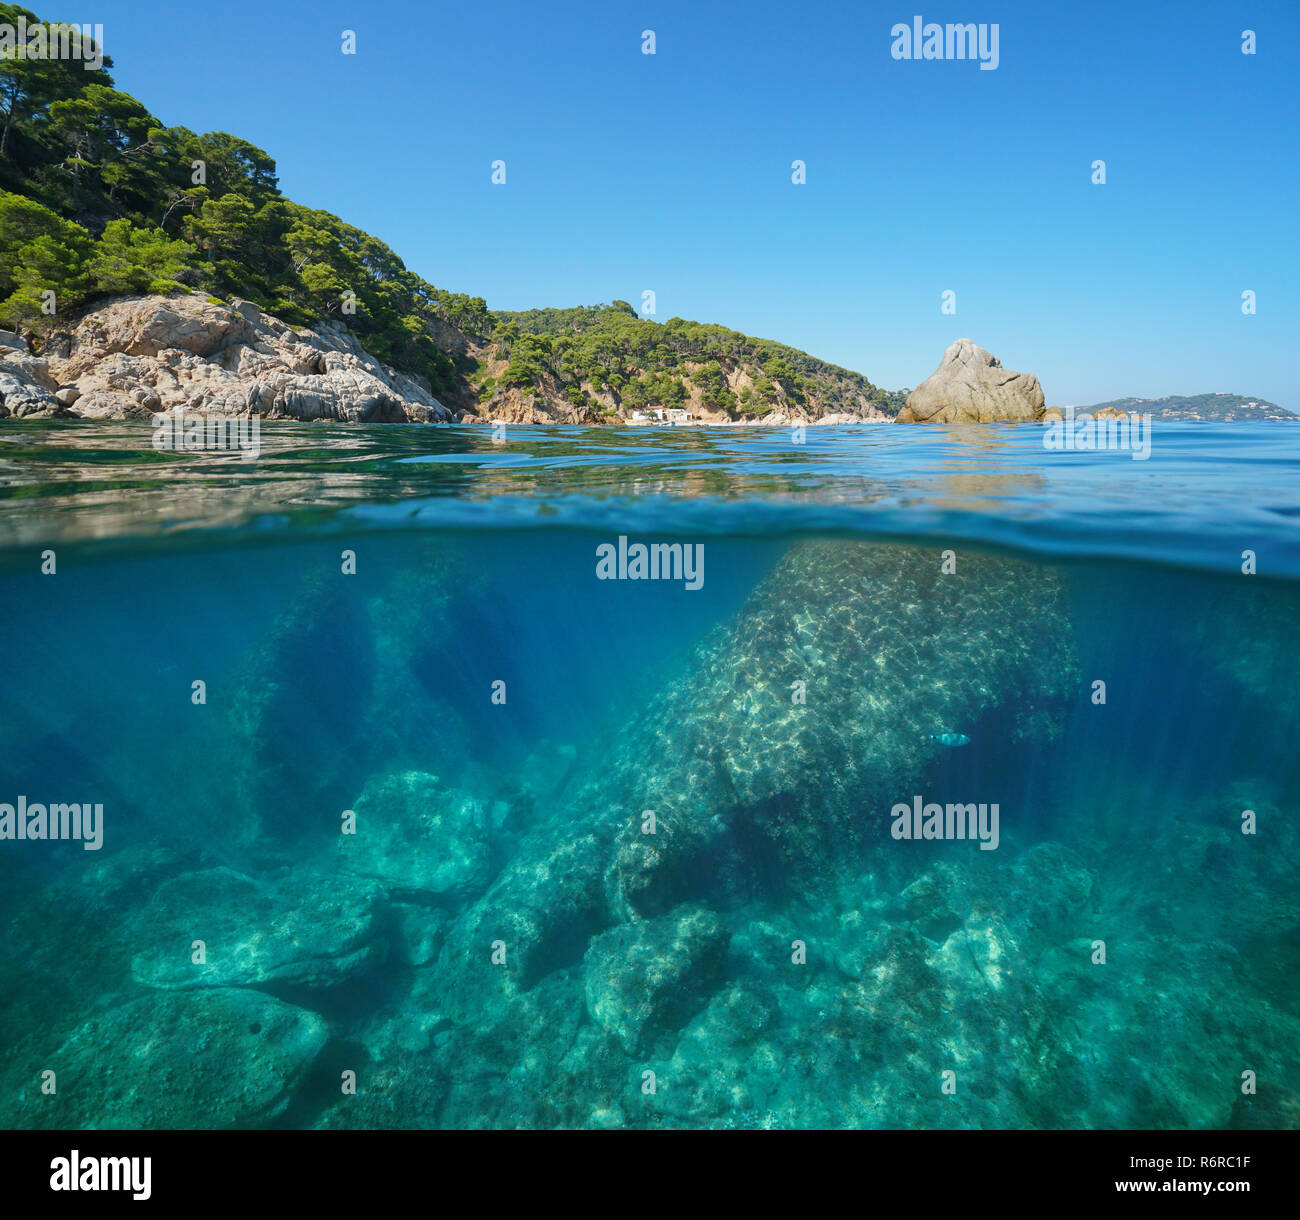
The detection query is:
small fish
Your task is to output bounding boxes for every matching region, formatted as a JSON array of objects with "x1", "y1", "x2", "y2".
[{"x1": 928, "y1": 732, "x2": 970, "y2": 747}]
